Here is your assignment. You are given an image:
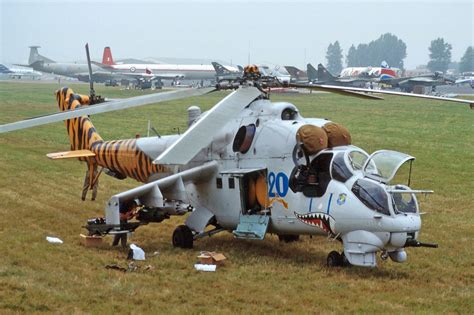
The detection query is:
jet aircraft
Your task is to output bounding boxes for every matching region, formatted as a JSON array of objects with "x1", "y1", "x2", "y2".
[{"x1": 380, "y1": 72, "x2": 456, "y2": 92}]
